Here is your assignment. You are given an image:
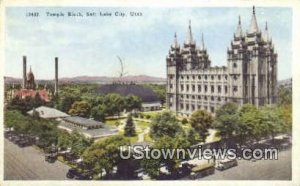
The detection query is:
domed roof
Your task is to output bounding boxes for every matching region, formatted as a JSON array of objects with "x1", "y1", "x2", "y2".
[{"x1": 97, "y1": 84, "x2": 159, "y2": 103}]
